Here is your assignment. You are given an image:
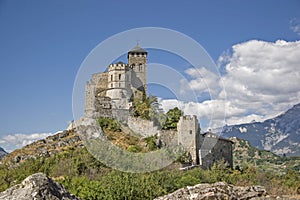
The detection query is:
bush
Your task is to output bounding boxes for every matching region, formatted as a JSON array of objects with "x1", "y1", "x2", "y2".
[
  {"x1": 127, "y1": 145, "x2": 142, "y2": 153},
  {"x1": 145, "y1": 135, "x2": 158, "y2": 151},
  {"x1": 97, "y1": 117, "x2": 121, "y2": 132}
]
